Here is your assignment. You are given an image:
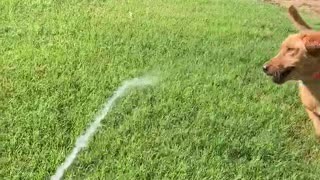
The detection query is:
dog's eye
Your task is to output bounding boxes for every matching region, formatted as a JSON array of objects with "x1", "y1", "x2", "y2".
[
  {"x1": 286, "y1": 47, "x2": 296, "y2": 55},
  {"x1": 287, "y1": 47, "x2": 295, "y2": 52}
]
